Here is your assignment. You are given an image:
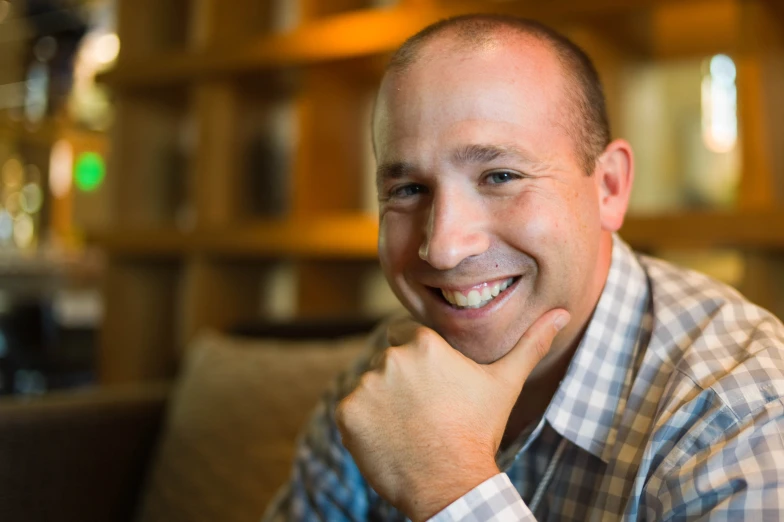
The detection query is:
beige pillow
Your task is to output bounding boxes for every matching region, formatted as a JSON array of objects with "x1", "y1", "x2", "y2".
[{"x1": 135, "y1": 330, "x2": 368, "y2": 522}]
